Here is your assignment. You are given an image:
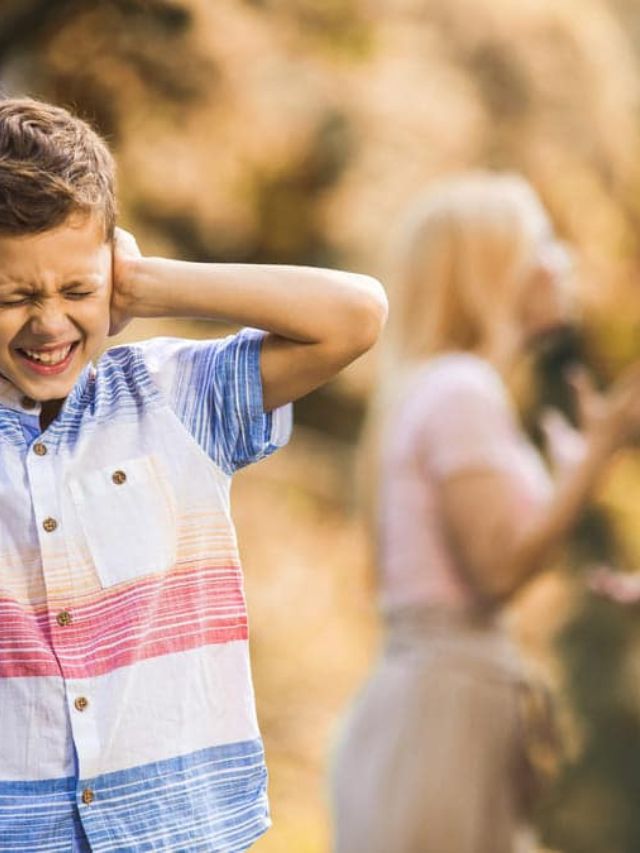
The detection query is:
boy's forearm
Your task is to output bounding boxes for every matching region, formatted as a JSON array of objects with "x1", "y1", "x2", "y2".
[{"x1": 122, "y1": 256, "x2": 388, "y2": 345}]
